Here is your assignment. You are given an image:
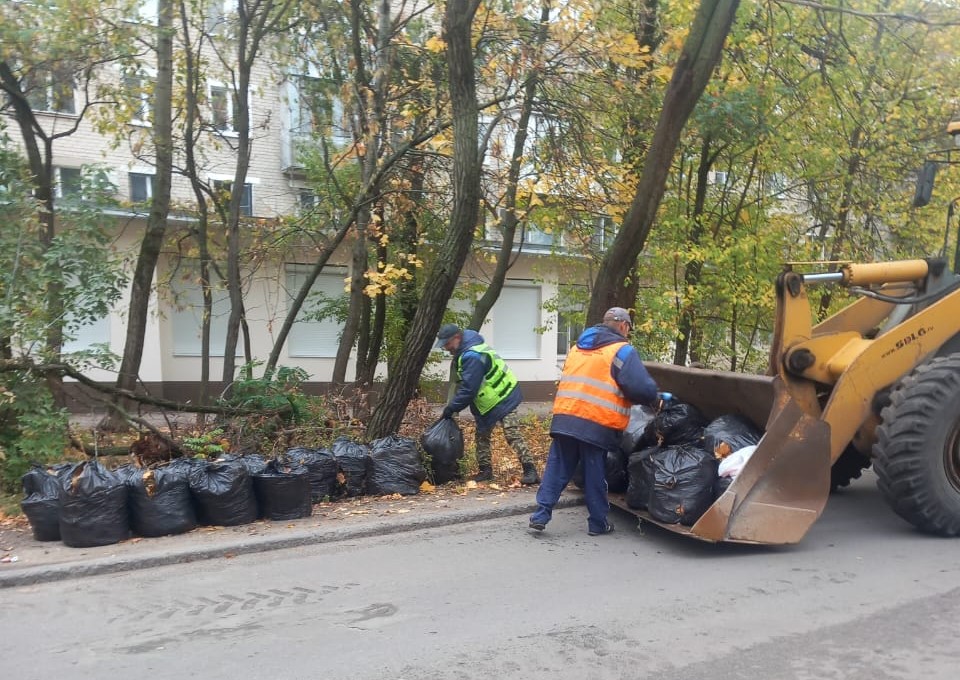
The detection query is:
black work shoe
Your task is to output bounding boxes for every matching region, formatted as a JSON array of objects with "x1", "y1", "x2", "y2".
[
  {"x1": 529, "y1": 520, "x2": 545, "y2": 532},
  {"x1": 472, "y1": 467, "x2": 493, "y2": 482},
  {"x1": 520, "y1": 463, "x2": 540, "y2": 485},
  {"x1": 587, "y1": 523, "x2": 615, "y2": 536}
]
